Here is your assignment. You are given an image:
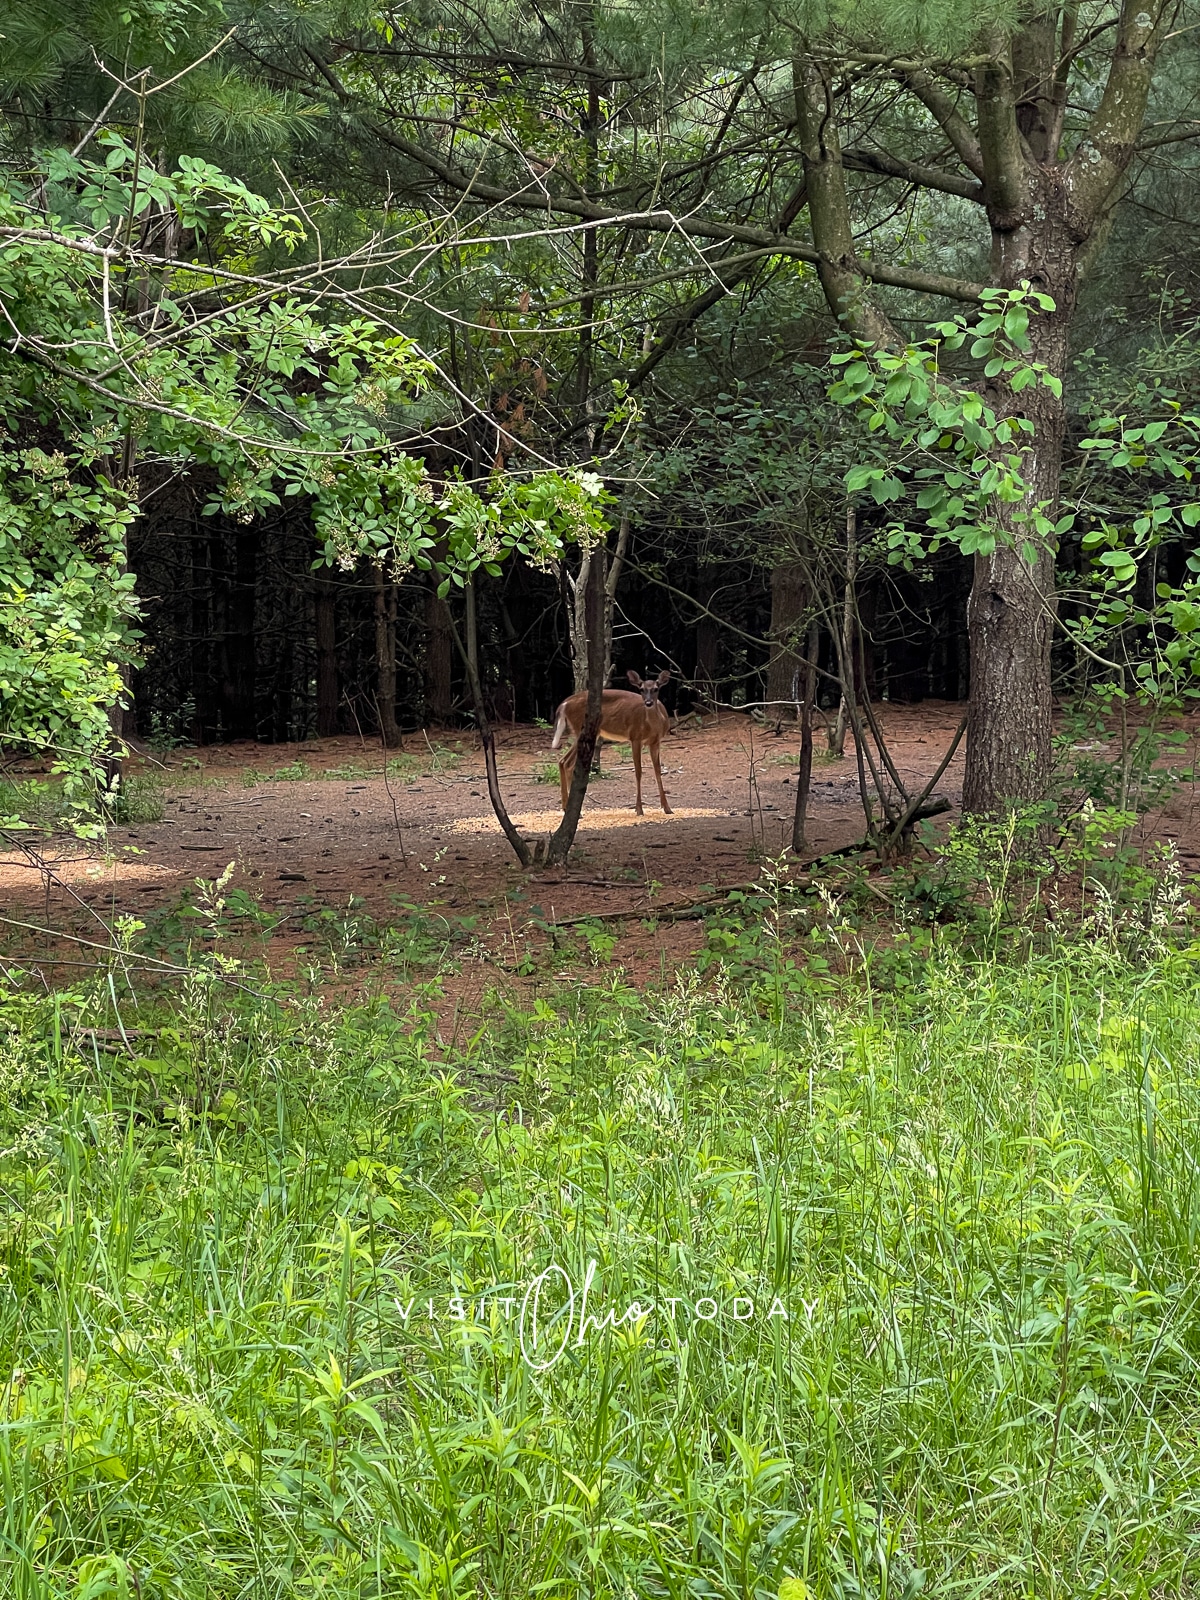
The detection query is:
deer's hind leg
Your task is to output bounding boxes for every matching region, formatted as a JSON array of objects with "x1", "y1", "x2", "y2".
[{"x1": 558, "y1": 745, "x2": 575, "y2": 811}]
